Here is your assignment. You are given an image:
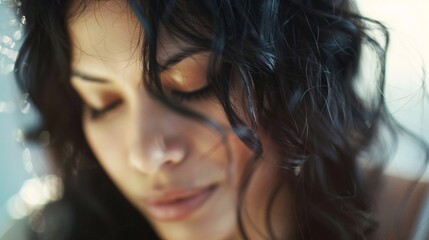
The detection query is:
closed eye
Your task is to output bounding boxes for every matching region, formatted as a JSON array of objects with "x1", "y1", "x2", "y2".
[
  {"x1": 170, "y1": 84, "x2": 214, "y2": 101},
  {"x1": 86, "y1": 99, "x2": 123, "y2": 120}
]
